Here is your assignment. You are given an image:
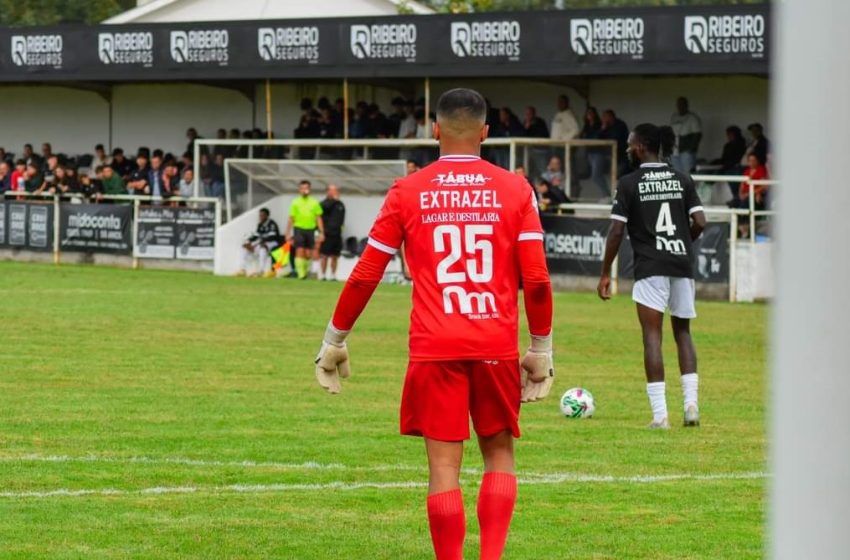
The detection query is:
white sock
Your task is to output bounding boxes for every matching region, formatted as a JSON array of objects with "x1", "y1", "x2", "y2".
[
  {"x1": 646, "y1": 382, "x2": 667, "y2": 422},
  {"x1": 681, "y1": 373, "x2": 699, "y2": 410}
]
